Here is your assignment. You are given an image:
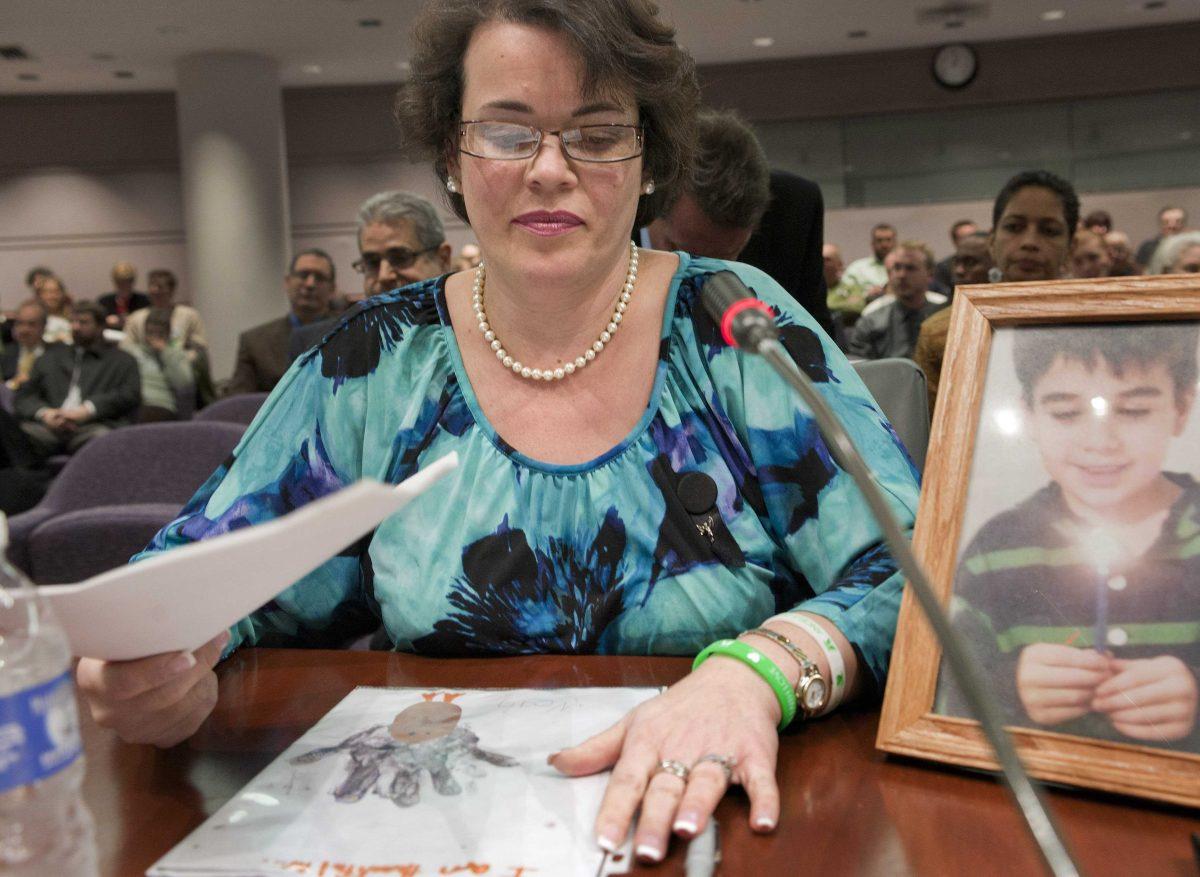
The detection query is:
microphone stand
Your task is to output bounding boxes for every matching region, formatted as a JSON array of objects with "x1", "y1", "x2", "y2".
[{"x1": 717, "y1": 286, "x2": 1080, "y2": 877}]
